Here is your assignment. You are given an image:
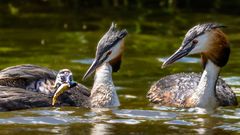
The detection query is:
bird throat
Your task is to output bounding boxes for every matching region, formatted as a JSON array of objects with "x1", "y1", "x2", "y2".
[
  {"x1": 191, "y1": 60, "x2": 221, "y2": 108},
  {"x1": 109, "y1": 54, "x2": 122, "y2": 72},
  {"x1": 91, "y1": 63, "x2": 120, "y2": 107}
]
